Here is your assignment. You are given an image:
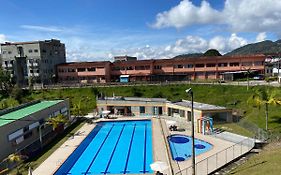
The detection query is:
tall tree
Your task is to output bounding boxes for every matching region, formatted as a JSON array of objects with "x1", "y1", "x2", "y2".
[
  {"x1": 248, "y1": 88, "x2": 281, "y2": 131},
  {"x1": 0, "y1": 68, "x2": 13, "y2": 95}
]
